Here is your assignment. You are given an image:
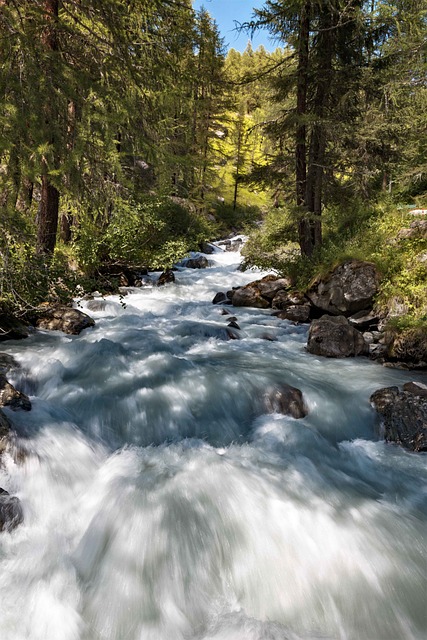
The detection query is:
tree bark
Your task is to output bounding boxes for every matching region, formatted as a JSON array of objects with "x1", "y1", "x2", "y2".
[
  {"x1": 36, "y1": 0, "x2": 60, "y2": 255},
  {"x1": 296, "y1": 2, "x2": 310, "y2": 207},
  {"x1": 38, "y1": 174, "x2": 60, "y2": 253},
  {"x1": 233, "y1": 116, "x2": 244, "y2": 211},
  {"x1": 301, "y1": 1, "x2": 336, "y2": 257},
  {"x1": 296, "y1": 2, "x2": 312, "y2": 257}
]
